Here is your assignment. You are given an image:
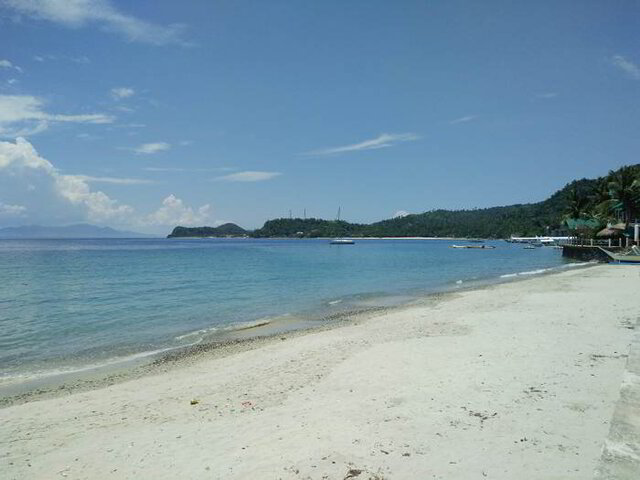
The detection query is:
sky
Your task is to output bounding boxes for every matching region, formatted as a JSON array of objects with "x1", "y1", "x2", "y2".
[{"x1": 0, "y1": 0, "x2": 639, "y2": 233}]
